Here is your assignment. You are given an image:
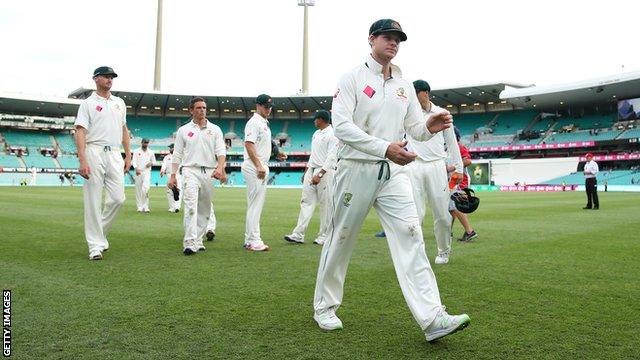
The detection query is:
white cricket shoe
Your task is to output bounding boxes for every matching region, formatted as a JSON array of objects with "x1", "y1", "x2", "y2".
[
  {"x1": 425, "y1": 307, "x2": 470, "y2": 341},
  {"x1": 435, "y1": 251, "x2": 450, "y2": 265},
  {"x1": 313, "y1": 307, "x2": 343, "y2": 331},
  {"x1": 313, "y1": 238, "x2": 325, "y2": 245},
  {"x1": 245, "y1": 242, "x2": 270, "y2": 252},
  {"x1": 284, "y1": 234, "x2": 304, "y2": 244},
  {"x1": 88, "y1": 251, "x2": 103, "y2": 260}
]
